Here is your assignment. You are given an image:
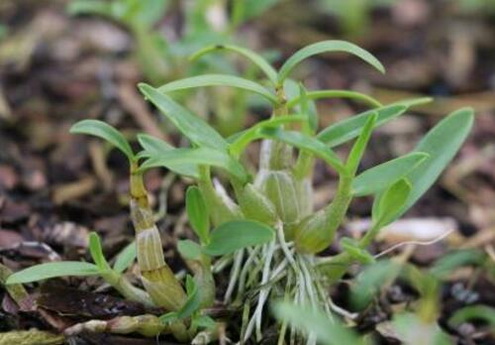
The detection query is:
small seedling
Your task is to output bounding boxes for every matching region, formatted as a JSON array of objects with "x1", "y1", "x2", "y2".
[{"x1": 5, "y1": 40, "x2": 473, "y2": 343}]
